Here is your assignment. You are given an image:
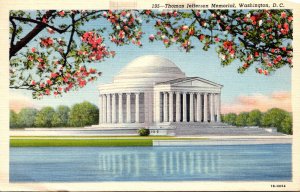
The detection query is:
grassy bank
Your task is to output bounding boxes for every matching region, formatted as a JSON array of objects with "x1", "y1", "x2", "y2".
[
  {"x1": 10, "y1": 136, "x2": 207, "y2": 147},
  {"x1": 10, "y1": 139, "x2": 152, "y2": 147},
  {"x1": 10, "y1": 136, "x2": 175, "y2": 139}
]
